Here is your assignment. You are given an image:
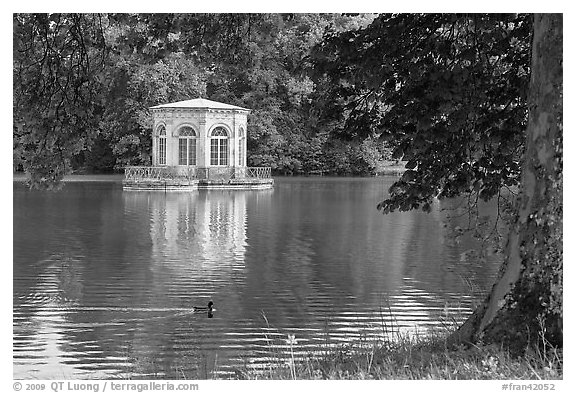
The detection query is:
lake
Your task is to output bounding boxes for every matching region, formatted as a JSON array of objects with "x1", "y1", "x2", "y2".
[{"x1": 13, "y1": 176, "x2": 501, "y2": 379}]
